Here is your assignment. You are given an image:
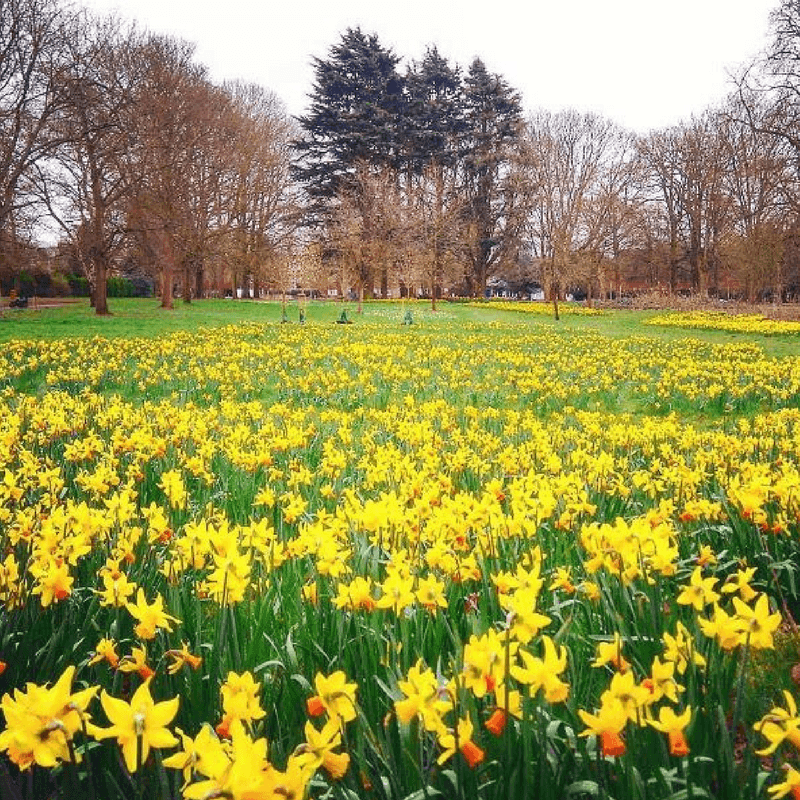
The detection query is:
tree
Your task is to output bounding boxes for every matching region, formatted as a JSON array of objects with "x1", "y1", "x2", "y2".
[
  {"x1": 293, "y1": 28, "x2": 406, "y2": 209},
  {"x1": 294, "y1": 28, "x2": 410, "y2": 310},
  {"x1": 404, "y1": 46, "x2": 464, "y2": 174},
  {"x1": 34, "y1": 12, "x2": 142, "y2": 314},
  {"x1": 638, "y1": 128, "x2": 685, "y2": 293},
  {"x1": 522, "y1": 110, "x2": 626, "y2": 316},
  {"x1": 223, "y1": 83, "x2": 298, "y2": 301},
  {"x1": 327, "y1": 162, "x2": 405, "y2": 312},
  {"x1": 405, "y1": 47, "x2": 465, "y2": 307},
  {"x1": 125, "y1": 34, "x2": 214, "y2": 309},
  {"x1": 680, "y1": 114, "x2": 731, "y2": 296},
  {"x1": 406, "y1": 161, "x2": 465, "y2": 306},
  {"x1": 640, "y1": 114, "x2": 733, "y2": 296},
  {"x1": 750, "y1": 0, "x2": 800, "y2": 159},
  {"x1": 0, "y1": 0, "x2": 70, "y2": 247},
  {"x1": 460, "y1": 58, "x2": 523, "y2": 297},
  {"x1": 719, "y1": 94, "x2": 787, "y2": 300}
]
